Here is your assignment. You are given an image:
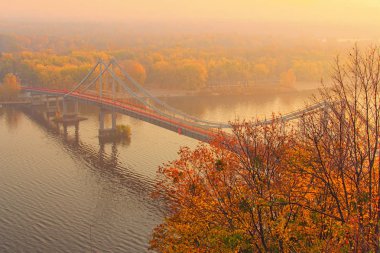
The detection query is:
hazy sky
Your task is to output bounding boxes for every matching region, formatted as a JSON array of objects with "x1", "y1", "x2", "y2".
[
  {"x1": 1, "y1": 0, "x2": 379, "y2": 23},
  {"x1": 1, "y1": 0, "x2": 380, "y2": 36}
]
